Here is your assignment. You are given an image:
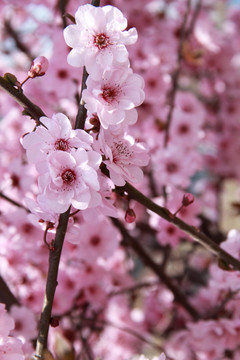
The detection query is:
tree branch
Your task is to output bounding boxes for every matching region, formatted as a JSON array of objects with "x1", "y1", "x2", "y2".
[
  {"x1": 0, "y1": 76, "x2": 46, "y2": 123},
  {"x1": 120, "y1": 181, "x2": 240, "y2": 271},
  {"x1": 74, "y1": 67, "x2": 88, "y2": 130},
  {"x1": 4, "y1": 20, "x2": 34, "y2": 61},
  {"x1": 0, "y1": 191, "x2": 30, "y2": 212},
  {"x1": 111, "y1": 217, "x2": 200, "y2": 320},
  {"x1": 35, "y1": 208, "x2": 71, "y2": 359}
]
